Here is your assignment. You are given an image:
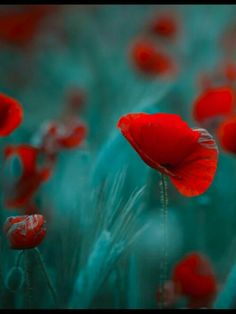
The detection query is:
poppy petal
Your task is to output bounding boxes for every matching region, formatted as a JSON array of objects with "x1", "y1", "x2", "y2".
[
  {"x1": 0, "y1": 93, "x2": 23, "y2": 136},
  {"x1": 217, "y1": 114, "x2": 236, "y2": 154},
  {"x1": 118, "y1": 113, "x2": 199, "y2": 172},
  {"x1": 173, "y1": 253, "x2": 217, "y2": 298},
  {"x1": 4, "y1": 214, "x2": 46, "y2": 249},
  {"x1": 170, "y1": 128, "x2": 218, "y2": 197},
  {"x1": 4, "y1": 145, "x2": 38, "y2": 174},
  {"x1": 57, "y1": 124, "x2": 87, "y2": 149},
  {"x1": 192, "y1": 87, "x2": 235, "y2": 124}
]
